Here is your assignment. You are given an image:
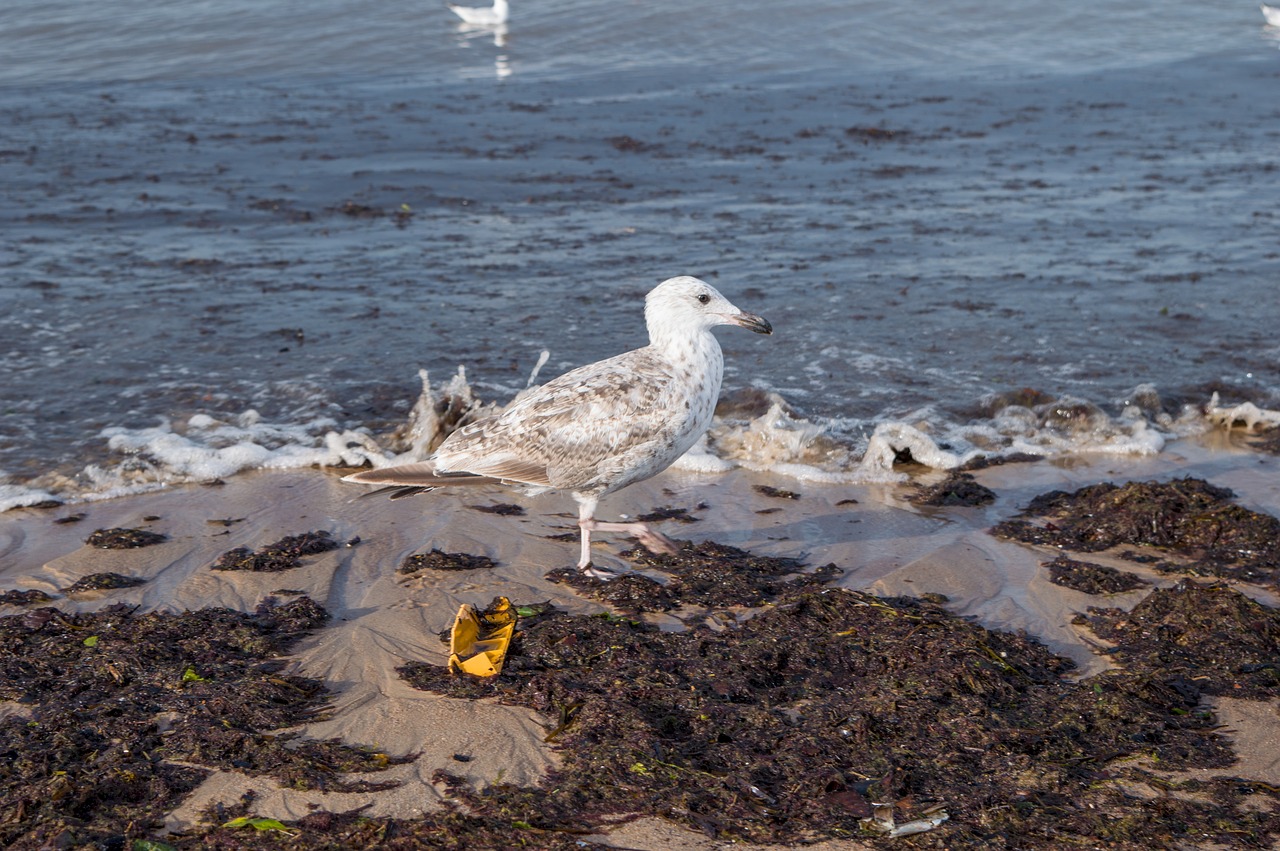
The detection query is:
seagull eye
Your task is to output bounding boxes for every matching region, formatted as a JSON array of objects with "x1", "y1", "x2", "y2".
[{"x1": 696, "y1": 293, "x2": 711, "y2": 305}]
